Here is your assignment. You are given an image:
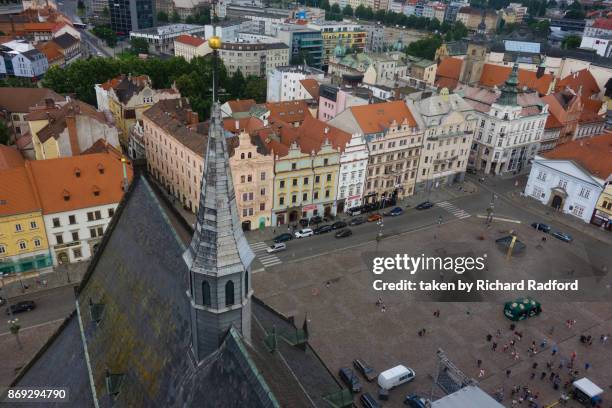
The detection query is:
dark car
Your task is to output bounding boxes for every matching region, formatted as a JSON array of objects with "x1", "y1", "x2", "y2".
[
  {"x1": 385, "y1": 207, "x2": 403, "y2": 216},
  {"x1": 335, "y1": 228, "x2": 353, "y2": 238},
  {"x1": 6, "y1": 300, "x2": 36, "y2": 315},
  {"x1": 360, "y1": 393, "x2": 380, "y2": 408},
  {"x1": 309, "y1": 216, "x2": 323, "y2": 225},
  {"x1": 404, "y1": 395, "x2": 428, "y2": 408},
  {"x1": 314, "y1": 225, "x2": 333, "y2": 235},
  {"x1": 332, "y1": 221, "x2": 347, "y2": 229},
  {"x1": 350, "y1": 217, "x2": 366, "y2": 226},
  {"x1": 339, "y1": 367, "x2": 362, "y2": 393},
  {"x1": 551, "y1": 231, "x2": 573, "y2": 242},
  {"x1": 346, "y1": 206, "x2": 363, "y2": 216},
  {"x1": 466, "y1": 168, "x2": 477, "y2": 175},
  {"x1": 273, "y1": 233, "x2": 293, "y2": 243},
  {"x1": 416, "y1": 201, "x2": 434, "y2": 210},
  {"x1": 299, "y1": 218, "x2": 309, "y2": 227},
  {"x1": 531, "y1": 222, "x2": 551, "y2": 233},
  {"x1": 353, "y1": 359, "x2": 376, "y2": 382},
  {"x1": 0, "y1": 296, "x2": 5, "y2": 306}
]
